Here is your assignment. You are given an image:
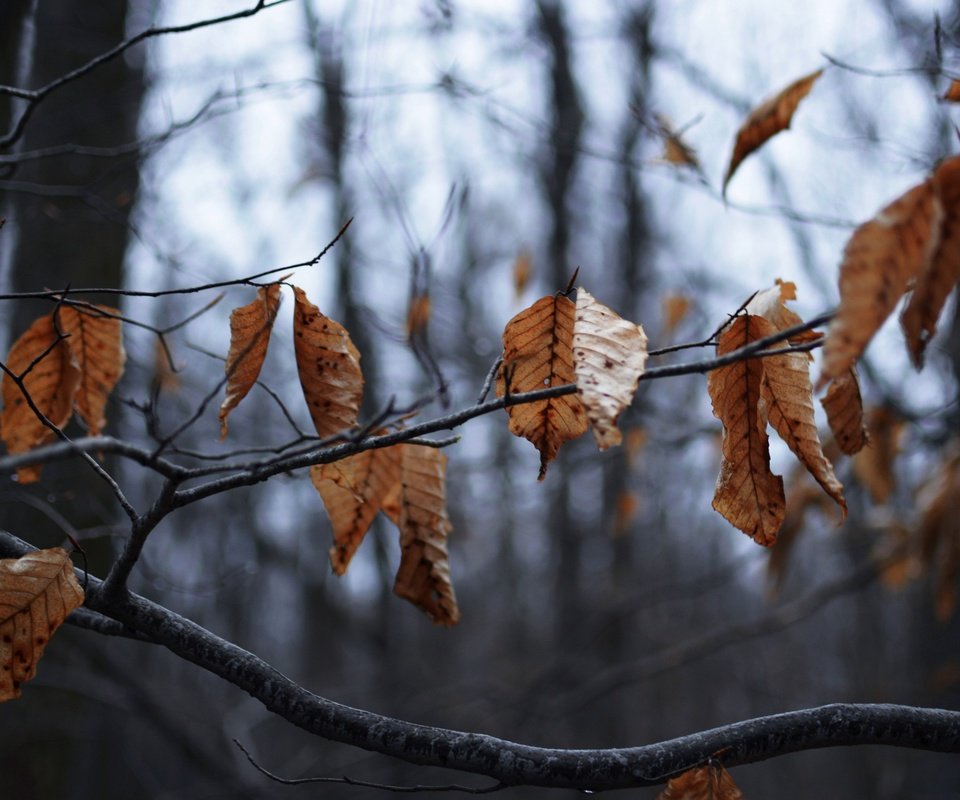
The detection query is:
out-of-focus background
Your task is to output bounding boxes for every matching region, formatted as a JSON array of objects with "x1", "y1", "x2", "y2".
[{"x1": 2, "y1": 1, "x2": 959, "y2": 798}]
